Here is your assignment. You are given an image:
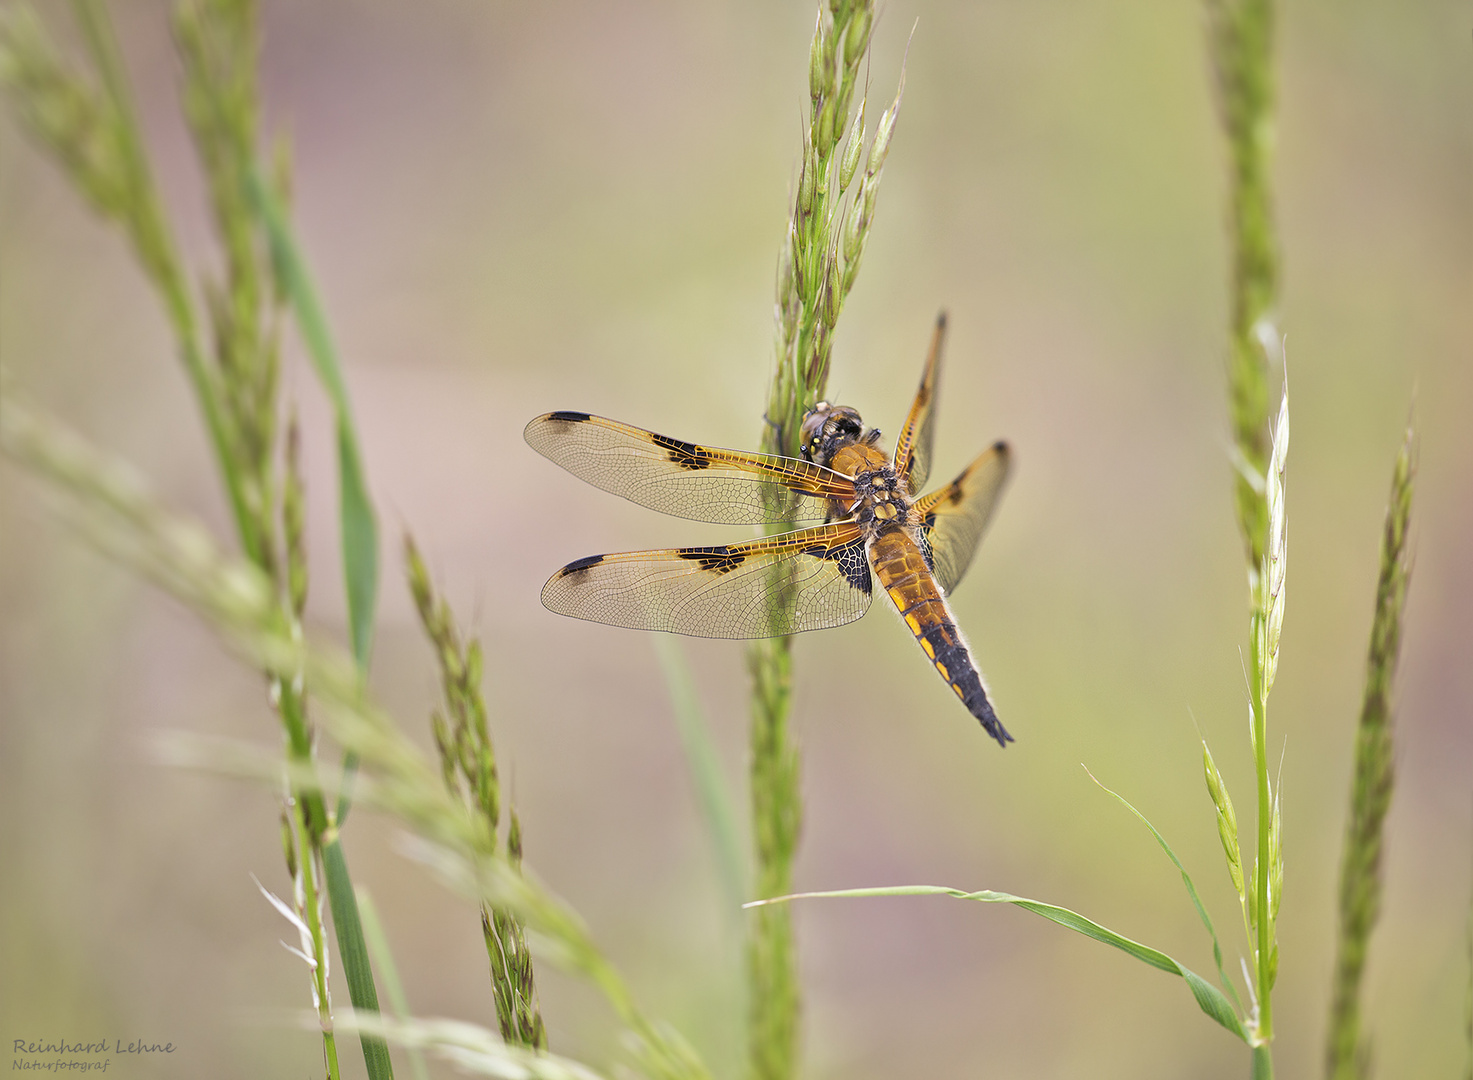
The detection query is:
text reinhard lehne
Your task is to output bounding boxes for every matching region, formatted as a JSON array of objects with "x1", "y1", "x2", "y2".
[{"x1": 13, "y1": 1039, "x2": 176, "y2": 1054}]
